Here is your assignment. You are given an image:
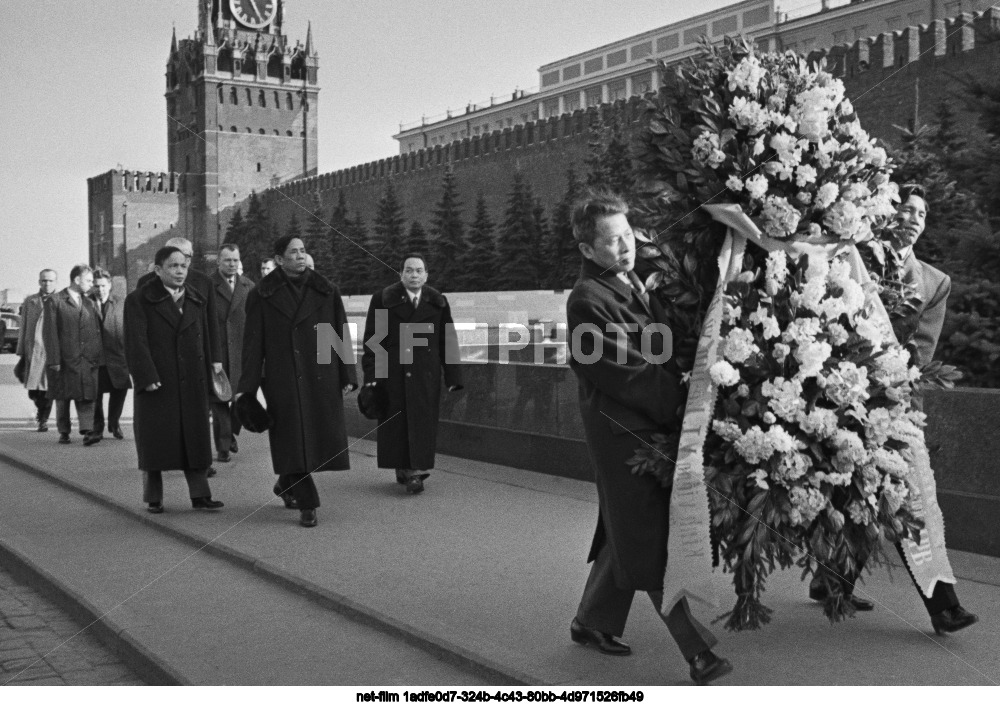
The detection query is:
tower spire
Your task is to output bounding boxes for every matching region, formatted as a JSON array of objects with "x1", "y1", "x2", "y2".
[
  {"x1": 203, "y1": 0, "x2": 215, "y2": 46},
  {"x1": 305, "y1": 21, "x2": 314, "y2": 56},
  {"x1": 170, "y1": 24, "x2": 178, "y2": 53}
]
